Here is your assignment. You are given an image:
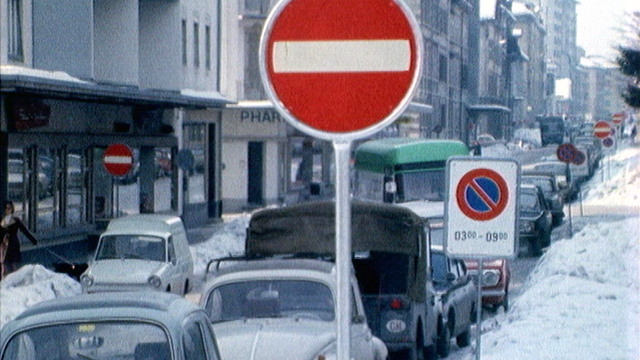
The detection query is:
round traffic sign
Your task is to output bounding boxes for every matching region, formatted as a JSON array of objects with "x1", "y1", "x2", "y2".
[
  {"x1": 259, "y1": 0, "x2": 422, "y2": 140},
  {"x1": 556, "y1": 143, "x2": 576, "y2": 163},
  {"x1": 612, "y1": 112, "x2": 625, "y2": 124},
  {"x1": 456, "y1": 168, "x2": 509, "y2": 221},
  {"x1": 572, "y1": 150, "x2": 586, "y2": 165},
  {"x1": 103, "y1": 144, "x2": 133, "y2": 177},
  {"x1": 602, "y1": 136, "x2": 615, "y2": 148},
  {"x1": 593, "y1": 121, "x2": 612, "y2": 139}
]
